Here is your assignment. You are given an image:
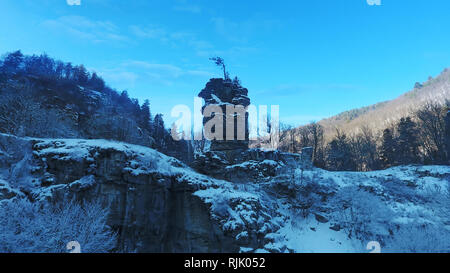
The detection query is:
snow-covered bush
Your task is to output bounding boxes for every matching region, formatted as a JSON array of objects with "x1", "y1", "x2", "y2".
[
  {"x1": 386, "y1": 224, "x2": 450, "y2": 253},
  {"x1": 0, "y1": 198, "x2": 117, "y2": 253},
  {"x1": 335, "y1": 186, "x2": 394, "y2": 241},
  {"x1": 0, "y1": 91, "x2": 76, "y2": 138},
  {"x1": 382, "y1": 177, "x2": 424, "y2": 203},
  {"x1": 294, "y1": 173, "x2": 335, "y2": 218},
  {"x1": 0, "y1": 135, "x2": 34, "y2": 192}
]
